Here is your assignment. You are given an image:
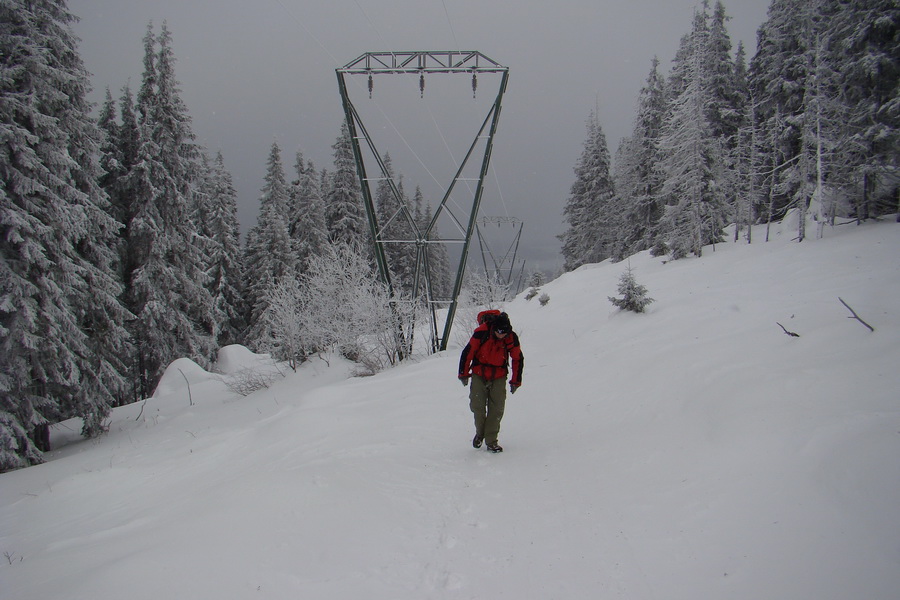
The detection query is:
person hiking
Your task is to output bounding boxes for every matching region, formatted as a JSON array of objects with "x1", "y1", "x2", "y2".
[{"x1": 458, "y1": 310, "x2": 524, "y2": 453}]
